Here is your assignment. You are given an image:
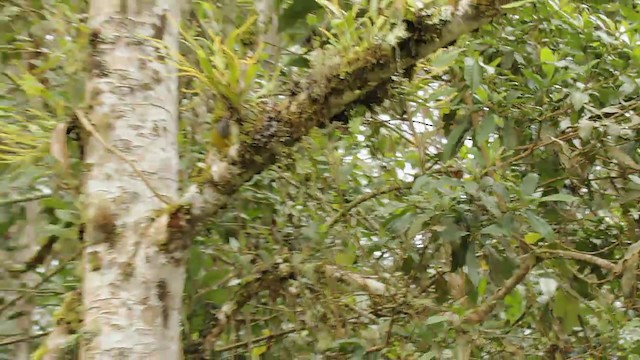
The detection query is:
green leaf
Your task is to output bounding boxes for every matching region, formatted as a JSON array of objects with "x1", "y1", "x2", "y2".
[
  {"x1": 570, "y1": 91, "x2": 590, "y2": 110},
  {"x1": 524, "y1": 232, "x2": 543, "y2": 244},
  {"x1": 526, "y1": 211, "x2": 554, "y2": 240},
  {"x1": 53, "y1": 209, "x2": 78, "y2": 223},
  {"x1": 481, "y1": 224, "x2": 508, "y2": 236},
  {"x1": 502, "y1": 120, "x2": 518, "y2": 149},
  {"x1": 539, "y1": 194, "x2": 579, "y2": 203},
  {"x1": 407, "y1": 214, "x2": 431, "y2": 240},
  {"x1": 385, "y1": 209, "x2": 416, "y2": 235},
  {"x1": 520, "y1": 173, "x2": 539, "y2": 196},
  {"x1": 335, "y1": 248, "x2": 356, "y2": 266},
  {"x1": 465, "y1": 244, "x2": 481, "y2": 286},
  {"x1": 578, "y1": 120, "x2": 595, "y2": 140},
  {"x1": 539, "y1": 47, "x2": 556, "y2": 78},
  {"x1": 200, "y1": 269, "x2": 230, "y2": 287},
  {"x1": 17, "y1": 73, "x2": 45, "y2": 97},
  {"x1": 251, "y1": 345, "x2": 268, "y2": 359},
  {"x1": 279, "y1": 0, "x2": 323, "y2": 31},
  {"x1": 484, "y1": 245, "x2": 517, "y2": 285},
  {"x1": 427, "y1": 86, "x2": 458, "y2": 102},
  {"x1": 463, "y1": 57, "x2": 483, "y2": 92},
  {"x1": 425, "y1": 315, "x2": 448, "y2": 325},
  {"x1": 442, "y1": 120, "x2": 471, "y2": 161},
  {"x1": 431, "y1": 48, "x2": 464, "y2": 68},
  {"x1": 412, "y1": 174, "x2": 430, "y2": 193},
  {"x1": 607, "y1": 146, "x2": 640, "y2": 170},
  {"x1": 203, "y1": 288, "x2": 231, "y2": 306},
  {"x1": 475, "y1": 113, "x2": 496, "y2": 144},
  {"x1": 504, "y1": 289, "x2": 524, "y2": 323},
  {"x1": 552, "y1": 289, "x2": 580, "y2": 332},
  {"x1": 286, "y1": 55, "x2": 311, "y2": 68},
  {"x1": 41, "y1": 197, "x2": 70, "y2": 209}
]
